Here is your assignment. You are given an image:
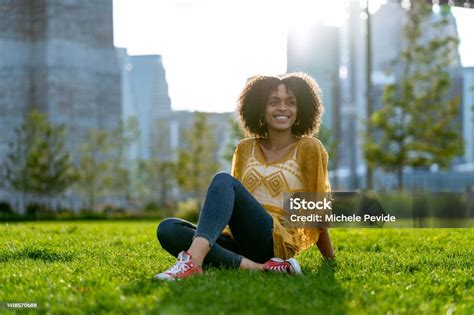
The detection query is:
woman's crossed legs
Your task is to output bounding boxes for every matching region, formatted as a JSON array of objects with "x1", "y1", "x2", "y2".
[{"x1": 156, "y1": 172, "x2": 274, "y2": 275}]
